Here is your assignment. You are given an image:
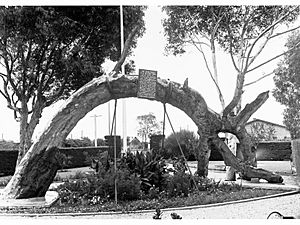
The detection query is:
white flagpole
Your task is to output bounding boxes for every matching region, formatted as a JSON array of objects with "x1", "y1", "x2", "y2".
[{"x1": 120, "y1": 6, "x2": 127, "y2": 154}]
